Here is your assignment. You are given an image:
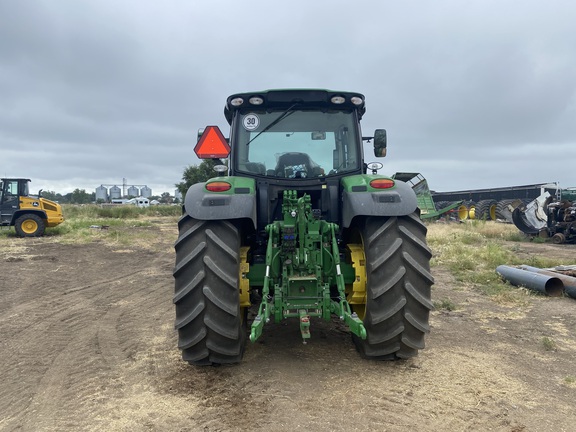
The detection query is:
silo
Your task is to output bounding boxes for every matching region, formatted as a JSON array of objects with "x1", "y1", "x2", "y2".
[
  {"x1": 174, "y1": 189, "x2": 183, "y2": 201},
  {"x1": 95, "y1": 185, "x2": 108, "y2": 202},
  {"x1": 109, "y1": 185, "x2": 122, "y2": 199},
  {"x1": 127, "y1": 185, "x2": 140, "y2": 197},
  {"x1": 140, "y1": 186, "x2": 152, "y2": 198}
]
